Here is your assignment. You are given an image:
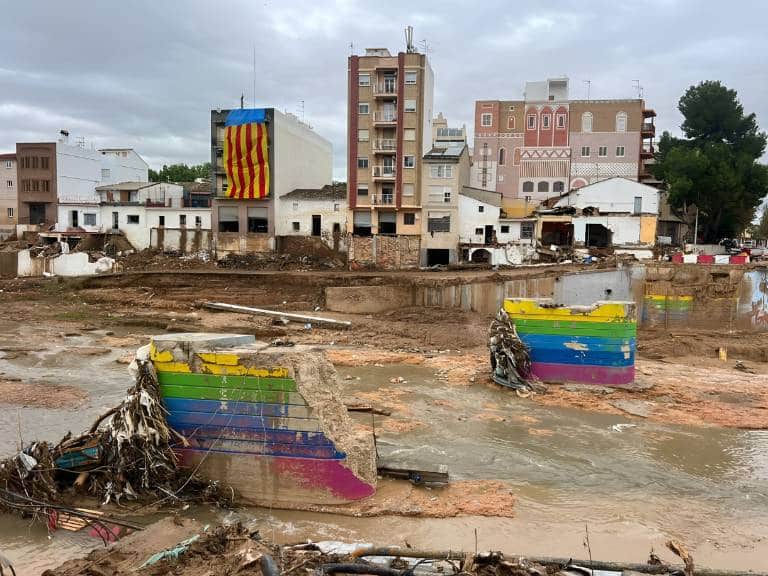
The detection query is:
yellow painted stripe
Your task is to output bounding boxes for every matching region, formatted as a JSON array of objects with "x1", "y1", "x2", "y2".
[
  {"x1": 644, "y1": 295, "x2": 693, "y2": 302},
  {"x1": 197, "y1": 352, "x2": 240, "y2": 366},
  {"x1": 154, "y1": 361, "x2": 192, "y2": 373},
  {"x1": 200, "y1": 362, "x2": 289, "y2": 378},
  {"x1": 504, "y1": 299, "x2": 635, "y2": 323}
]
